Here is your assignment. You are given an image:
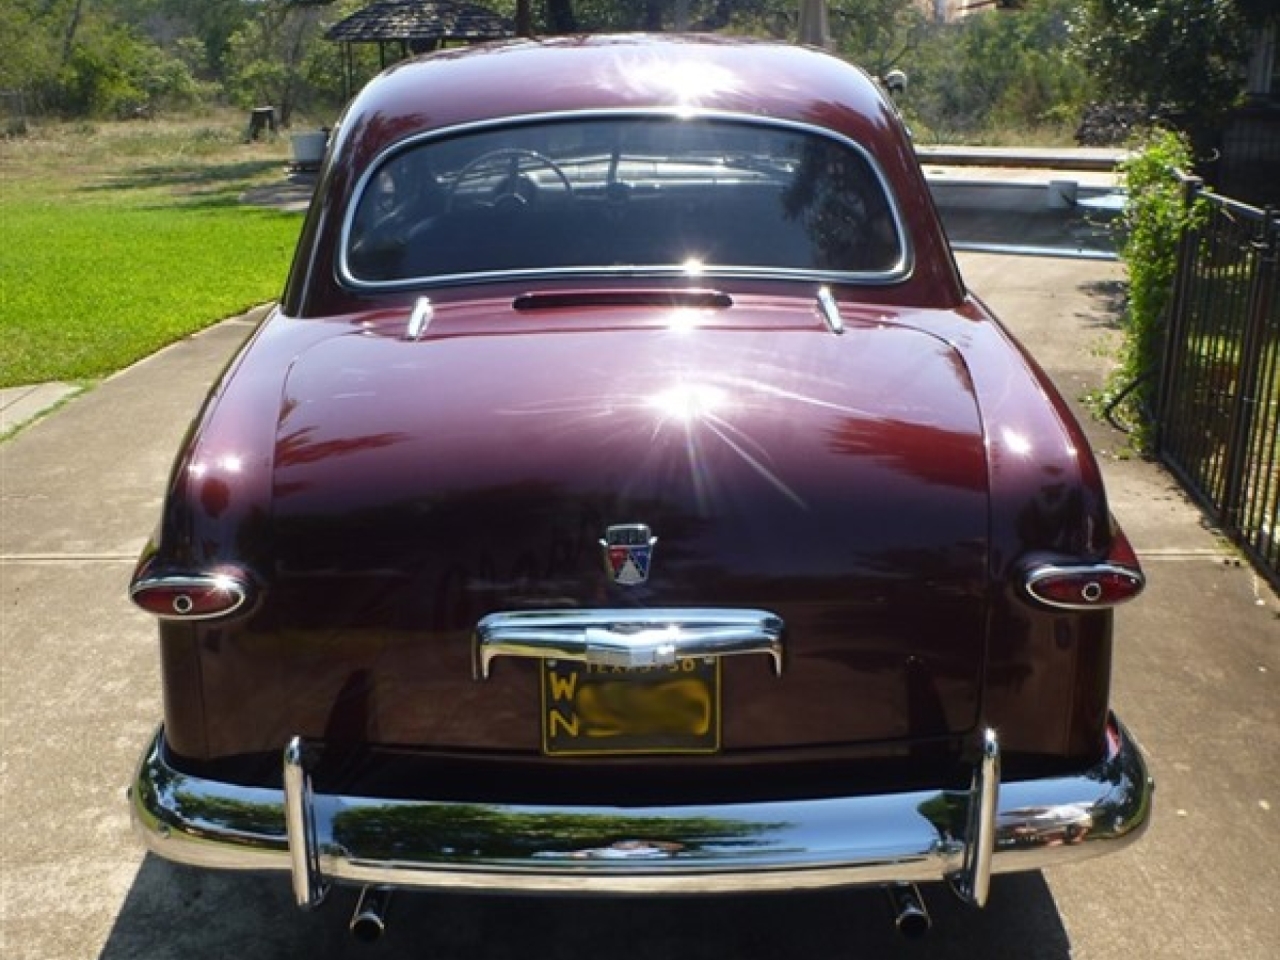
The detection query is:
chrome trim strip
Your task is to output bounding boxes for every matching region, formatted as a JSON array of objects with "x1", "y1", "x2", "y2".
[
  {"x1": 130, "y1": 716, "x2": 1153, "y2": 898},
  {"x1": 816, "y1": 286, "x2": 845, "y2": 335},
  {"x1": 337, "y1": 109, "x2": 914, "y2": 292},
  {"x1": 405, "y1": 296, "x2": 433, "y2": 340},
  {"x1": 1025, "y1": 563, "x2": 1145, "y2": 610},
  {"x1": 344, "y1": 264, "x2": 909, "y2": 294},
  {"x1": 473, "y1": 608, "x2": 785, "y2": 679}
]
